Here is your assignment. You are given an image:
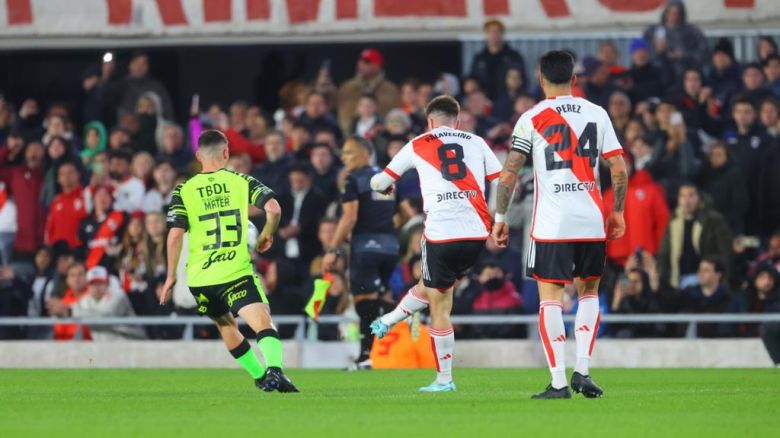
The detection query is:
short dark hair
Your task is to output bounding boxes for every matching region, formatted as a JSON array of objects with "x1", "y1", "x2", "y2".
[
  {"x1": 425, "y1": 95, "x2": 460, "y2": 119},
  {"x1": 346, "y1": 135, "x2": 374, "y2": 155},
  {"x1": 540, "y1": 50, "x2": 575, "y2": 85},
  {"x1": 701, "y1": 257, "x2": 725, "y2": 276},
  {"x1": 763, "y1": 53, "x2": 780, "y2": 66},
  {"x1": 108, "y1": 148, "x2": 133, "y2": 163},
  {"x1": 288, "y1": 163, "x2": 312, "y2": 177},
  {"x1": 678, "y1": 181, "x2": 699, "y2": 195},
  {"x1": 743, "y1": 62, "x2": 765, "y2": 75},
  {"x1": 732, "y1": 96, "x2": 756, "y2": 111},
  {"x1": 198, "y1": 129, "x2": 228, "y2": 150}
]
